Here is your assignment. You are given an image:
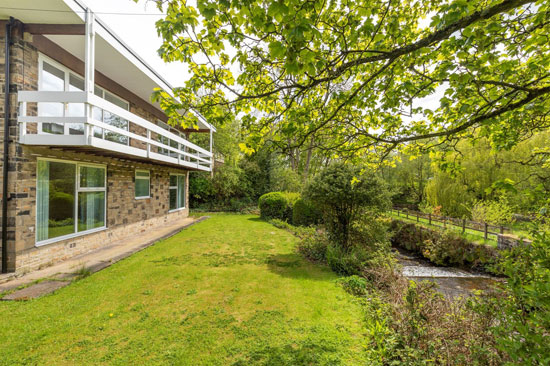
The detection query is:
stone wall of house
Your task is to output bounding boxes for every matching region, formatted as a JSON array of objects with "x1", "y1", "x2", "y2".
[
  {"x1": 0, "y1": 24, "x2": 37, "y2": 272},
  {"x1": 13, "y1": 145, "x2": 190, "y2": 274},
  {"x1": 1, "y1": 26, "x2": 194, "y2": 273}
]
